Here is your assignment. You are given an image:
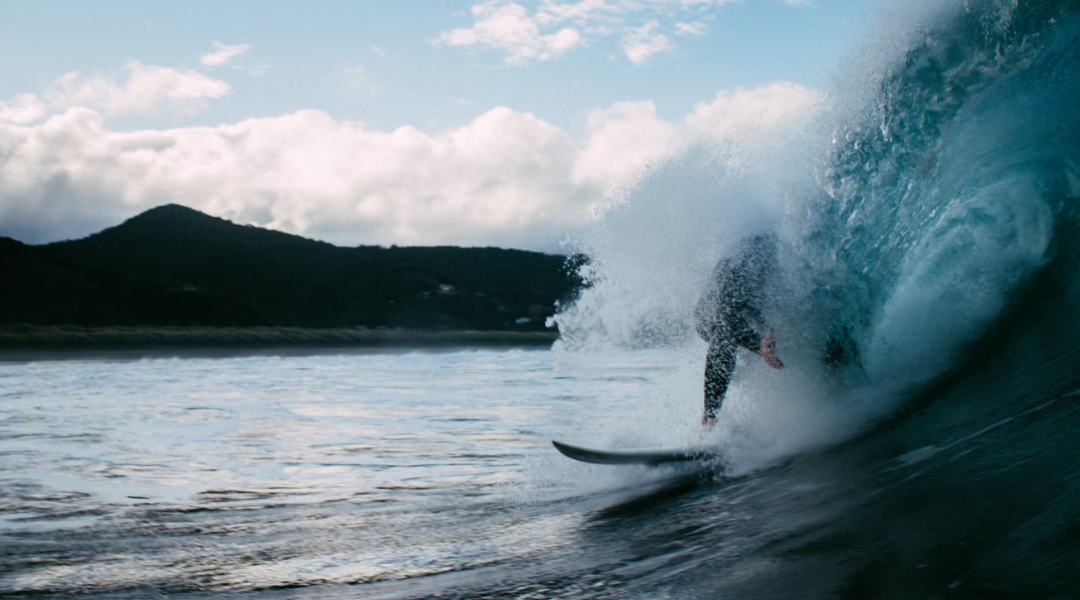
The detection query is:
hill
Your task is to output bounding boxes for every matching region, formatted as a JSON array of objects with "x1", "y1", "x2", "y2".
[
  {"x1": 0, "y1": 235, "x2": 262, "y2": 327},
  {"x1": 1, "y1": 205, "x2": 579, "y2": 330}
]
